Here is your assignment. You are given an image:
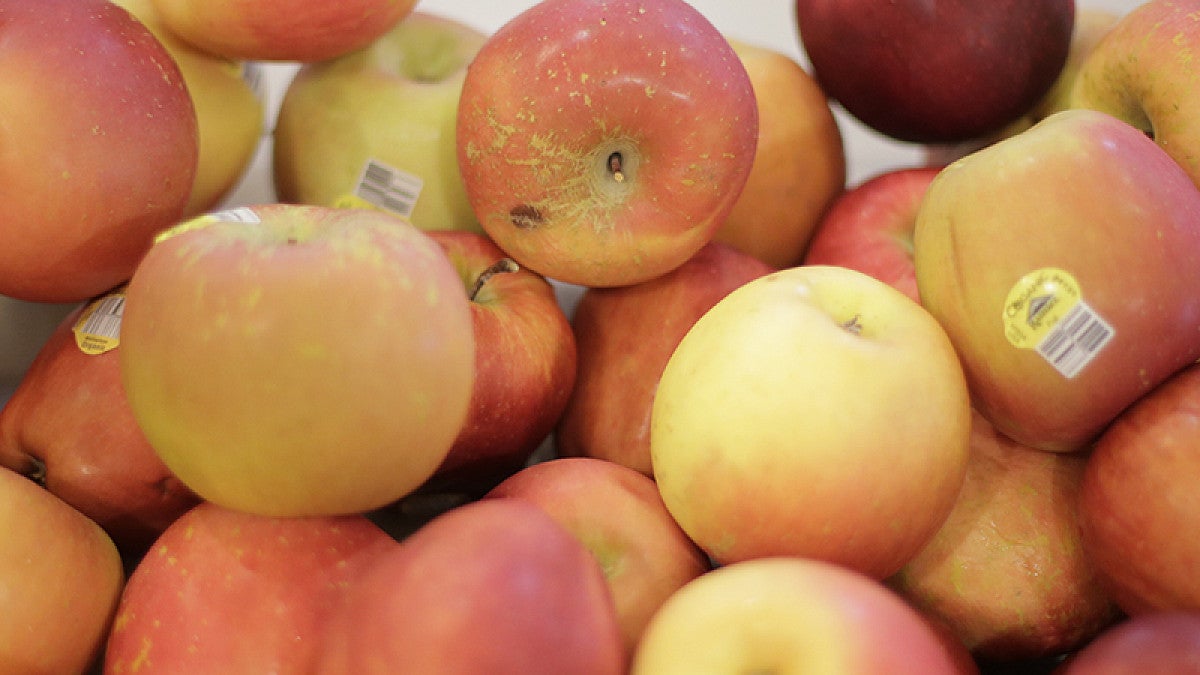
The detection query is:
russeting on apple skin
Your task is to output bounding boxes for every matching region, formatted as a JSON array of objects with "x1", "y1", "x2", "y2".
[{"x1": 456, "y1": 0, "x2": 758, "y2": 288}]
